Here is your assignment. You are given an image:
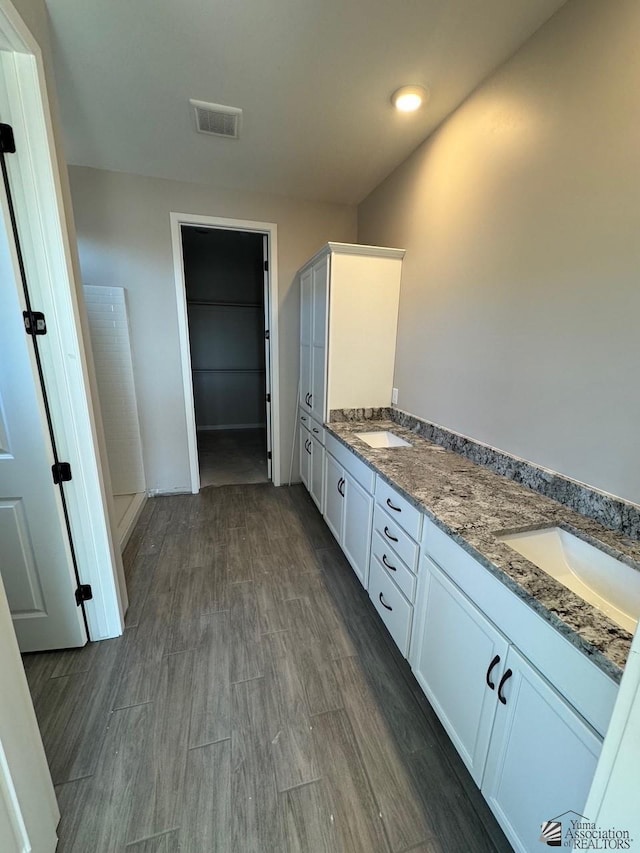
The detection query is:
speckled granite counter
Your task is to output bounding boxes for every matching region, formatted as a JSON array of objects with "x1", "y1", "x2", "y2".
[{"x1": 325, "y1": 419, "x2": 640, "y2": 682}]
